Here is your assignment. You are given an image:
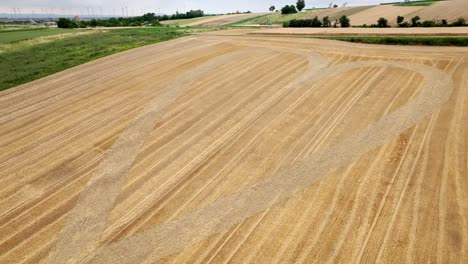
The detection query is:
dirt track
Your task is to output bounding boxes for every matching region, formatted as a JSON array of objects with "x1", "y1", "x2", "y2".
[{"x1": 0, "y1": 35, "x2": 467, "y2": 264}]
